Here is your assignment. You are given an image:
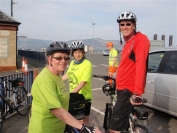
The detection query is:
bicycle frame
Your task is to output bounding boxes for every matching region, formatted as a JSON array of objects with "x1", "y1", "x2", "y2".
[
  {"x1": 64, "y1": 98, "x2": 91, "y2": 133},
  {"x1": 0, "y1": 78, "x2": 29, "y2": 116},
  {"x1": 93, "y1": 74, "x2": 154, "y2": 133}
]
